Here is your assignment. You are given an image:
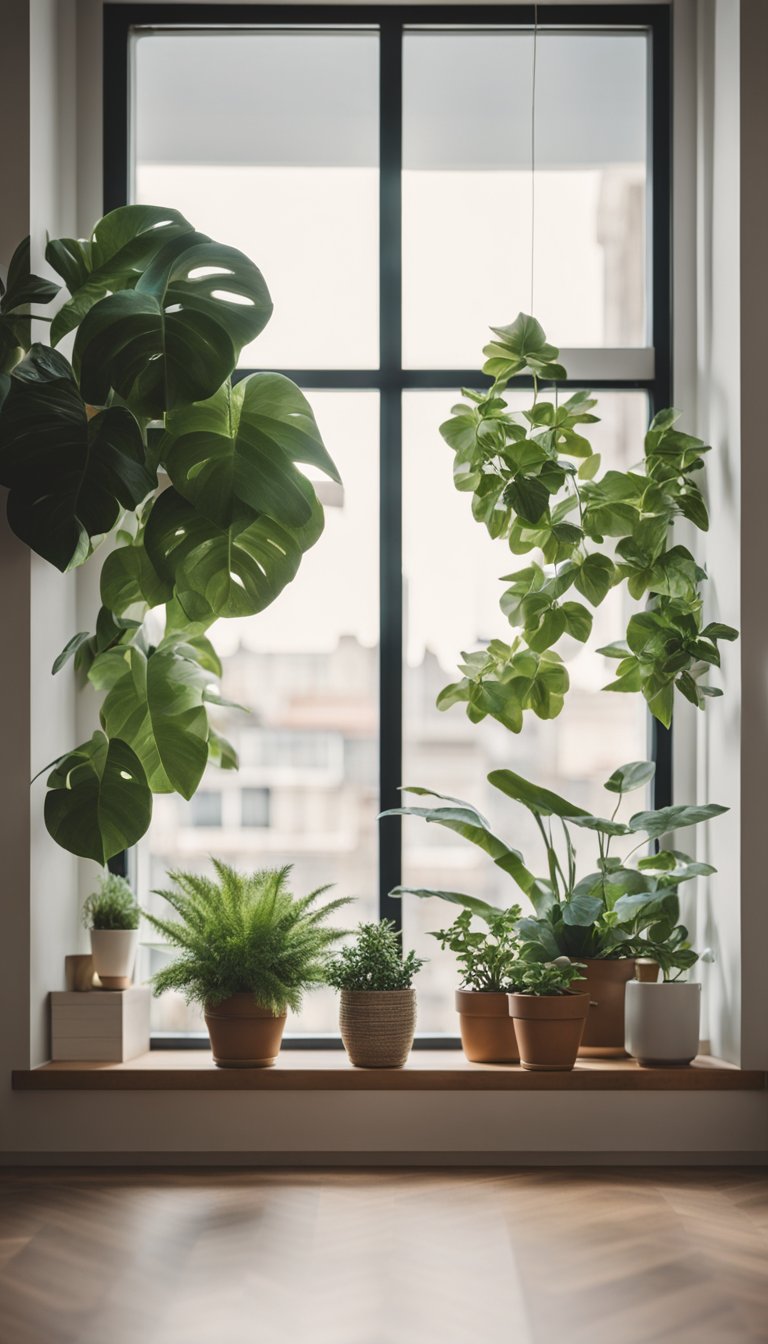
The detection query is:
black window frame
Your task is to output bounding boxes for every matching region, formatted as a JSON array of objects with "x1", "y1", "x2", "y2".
[{"x1": 104, "y1": 3, "x2": 672, "y2": 1050}]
